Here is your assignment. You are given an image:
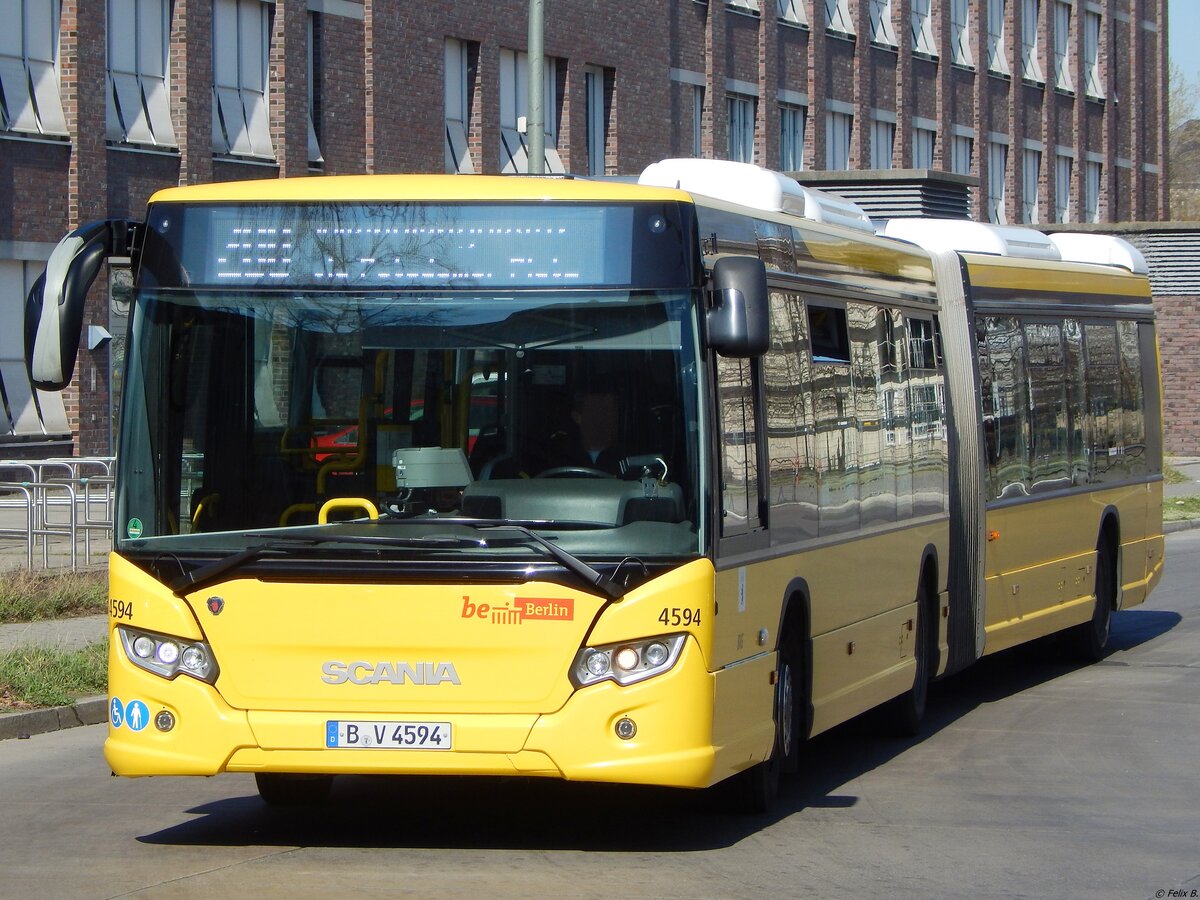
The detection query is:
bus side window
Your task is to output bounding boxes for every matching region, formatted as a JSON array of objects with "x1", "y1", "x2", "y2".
[
  {"x1": 764, "y1": 289, "x2": 817, "y2": 544},
  {"x1": 1063, "y1": 319, "x2": 1089, "y2": 486},
  {"x1": 980, "y1": 316, "x2": 1031, "y2": 499},
  {"x1": 716, "y1": 355, "x2": 761, "y2": 536},
  {"x1": 1085, "y1": 323, "x2": 1121, "y2": 483},
  {"x1": 1024, "y1": 320, "x2": 1069, "y2": 492},
  {"x1": 1117, "y1": 320, "x2": 1147, "y2": 477}
]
